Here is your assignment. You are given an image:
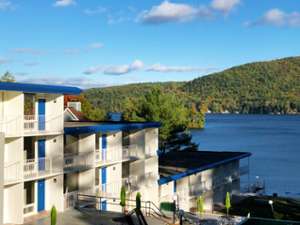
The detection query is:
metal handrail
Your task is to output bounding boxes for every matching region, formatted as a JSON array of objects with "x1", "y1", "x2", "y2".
[{"x1": 76, "y1": 193, "x2": 169, "y2": 220}]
